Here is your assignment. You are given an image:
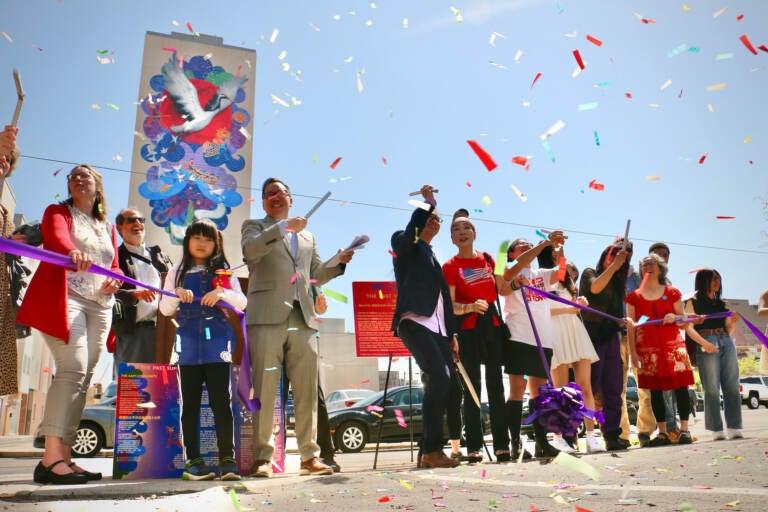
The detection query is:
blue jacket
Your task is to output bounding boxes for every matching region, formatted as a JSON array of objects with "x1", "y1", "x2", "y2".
[{"x1": 174, "y1": 270, "x2": 235, "y2": 365}]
